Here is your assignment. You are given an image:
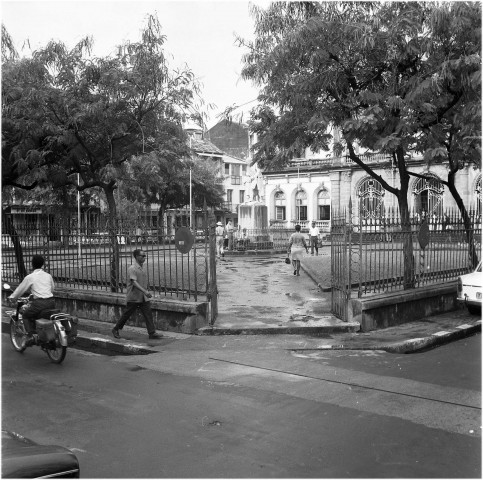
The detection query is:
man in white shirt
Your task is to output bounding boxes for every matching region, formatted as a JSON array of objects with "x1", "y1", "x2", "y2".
[
  {"x1": 309, "y1": 221, "x2": 320, "y2": 255},
  {"x1": 8, "y1": 255, "x2": 56, "y2": 338},
  {"x1": 215, "y1": 221, "x2": 225, "y2": 257},
  {"x1": 225, "y1": 220, "x2": 234, "y2": 250}
]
